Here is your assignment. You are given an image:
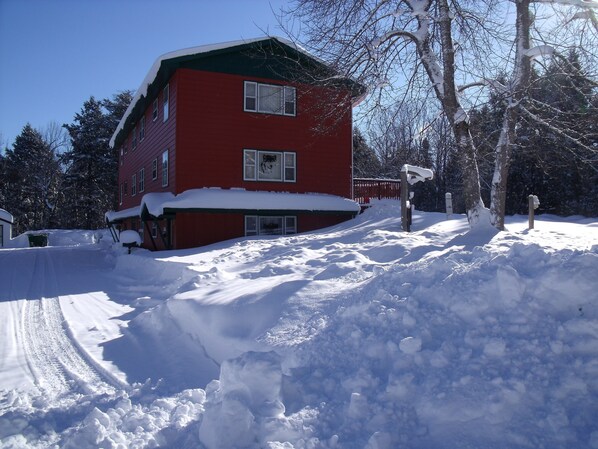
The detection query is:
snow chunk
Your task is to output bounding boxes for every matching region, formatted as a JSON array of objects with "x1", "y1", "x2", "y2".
[
  {"x1": 525, "y1": 45, "x2": 554, "y2": 60},
  {"x1": 399, "y1": 336, "x2": 422, "y2": 354}
]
